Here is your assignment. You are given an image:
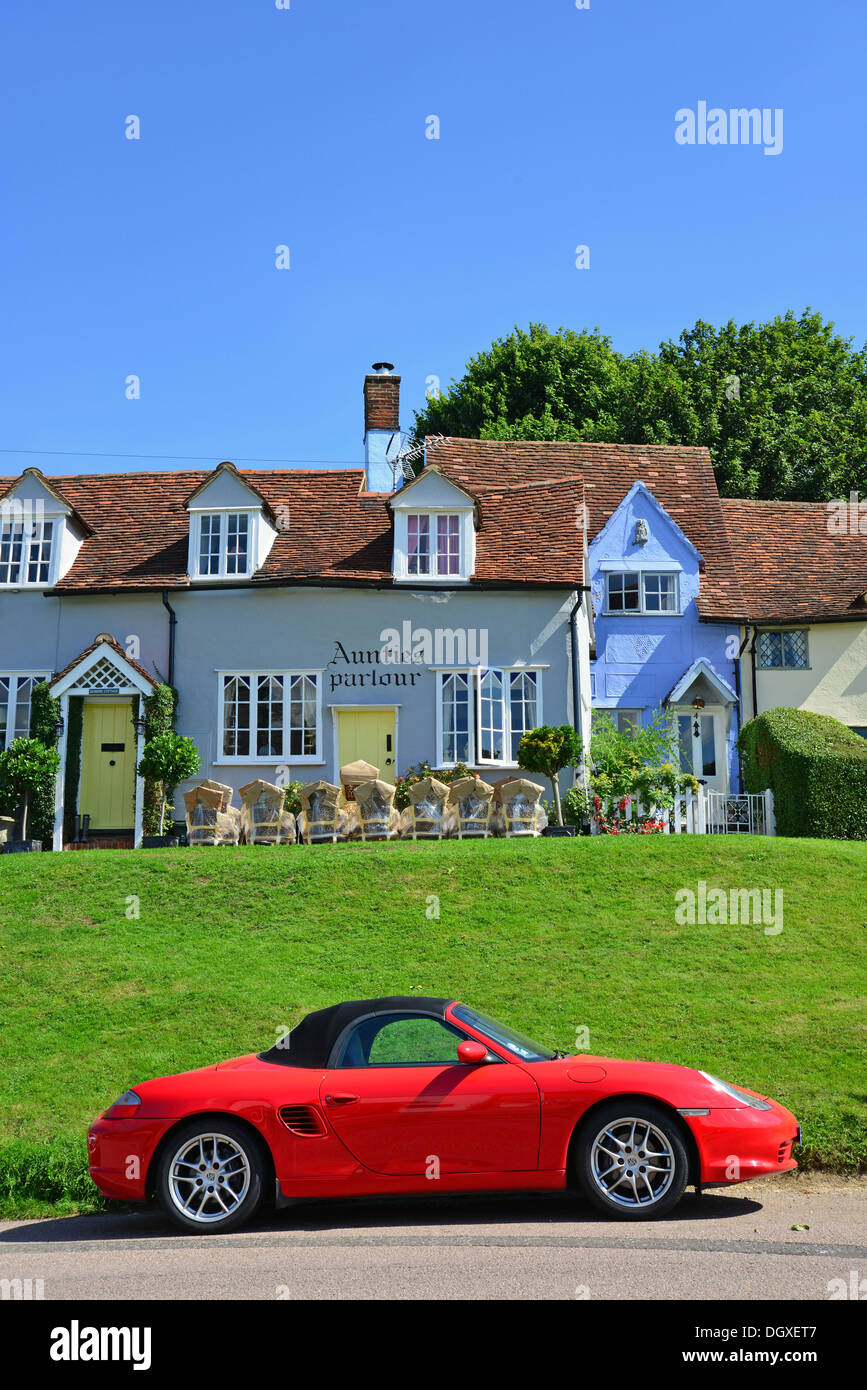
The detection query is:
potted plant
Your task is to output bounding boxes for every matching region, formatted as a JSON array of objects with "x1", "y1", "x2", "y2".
[
  {"x1": 516, "y1": 725, "x2": 583, "y2": 835},
  {"x1": 137, "y1": 732, "x2": 201, "y2": 846},
  {"x1": 0, "y1": 737, "x2": 61, "y2": 852}
]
